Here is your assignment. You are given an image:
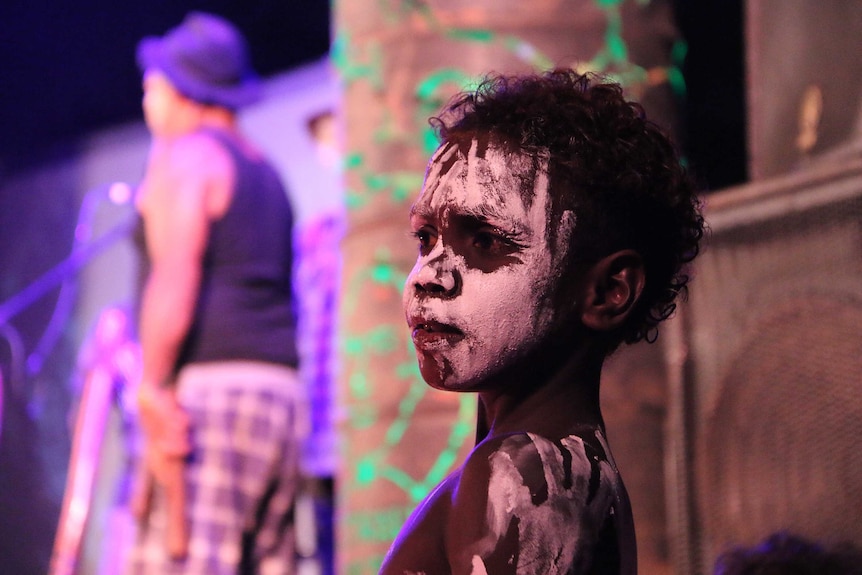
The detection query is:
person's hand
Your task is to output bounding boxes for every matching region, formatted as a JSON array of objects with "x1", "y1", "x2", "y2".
[
  {"x1": 137, "y1": 384, "x2": 190, "y2": 483},
  {"x1": 135, "y1": 383, "x2": 191, "y2": 558}
]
